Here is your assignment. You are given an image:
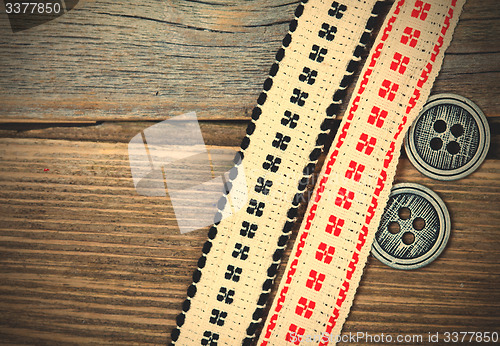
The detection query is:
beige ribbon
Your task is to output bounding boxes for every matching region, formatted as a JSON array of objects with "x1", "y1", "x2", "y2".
[{"x1": 171, "y1": 1, "x2": 384, "y2": 345}]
